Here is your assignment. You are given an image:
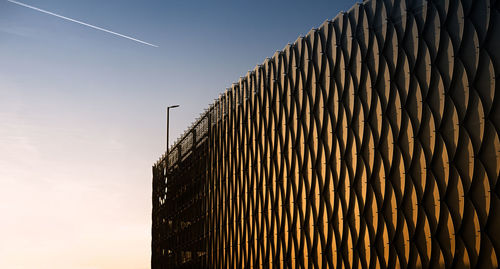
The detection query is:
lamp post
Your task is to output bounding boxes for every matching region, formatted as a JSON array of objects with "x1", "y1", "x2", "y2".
[{"x1": 166, "y1": 105, "x2": 180, "y2": 153}]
